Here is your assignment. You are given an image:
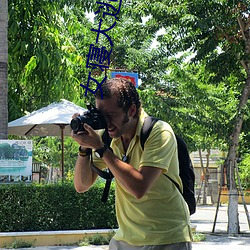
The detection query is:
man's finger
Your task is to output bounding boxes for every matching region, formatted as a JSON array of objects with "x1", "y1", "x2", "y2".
[
  {"x1": 72, "y1": 113, "x2": 80, "y2": 119},
  {"x1": 83, "y1": 123, "x2": 94, "y2": 134}
]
